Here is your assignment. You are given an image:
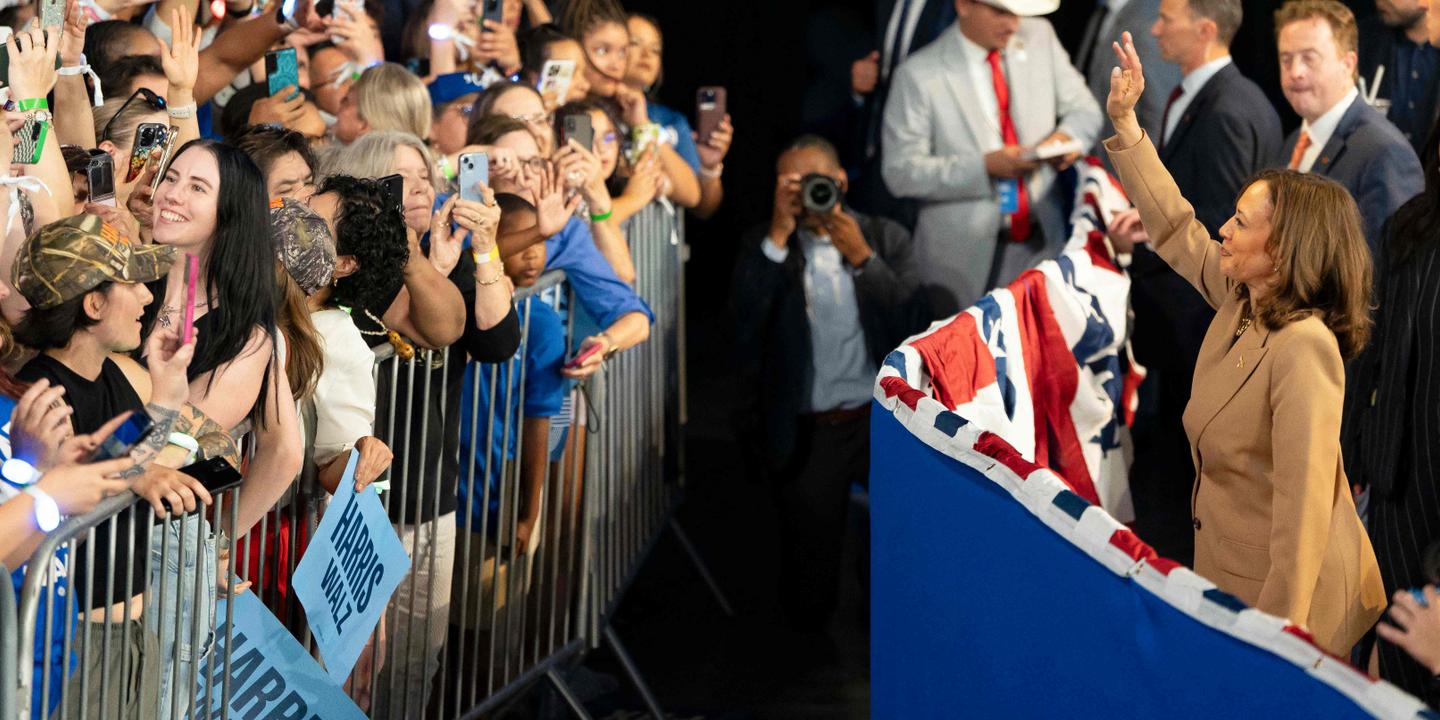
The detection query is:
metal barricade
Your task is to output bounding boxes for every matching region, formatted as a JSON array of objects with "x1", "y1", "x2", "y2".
[
  {"x1": 13, "y1": 482, "x2": 244, "y2": 720},
  {"x1": 2, "y1": 200, "x2": 697, "y2": 719}
]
